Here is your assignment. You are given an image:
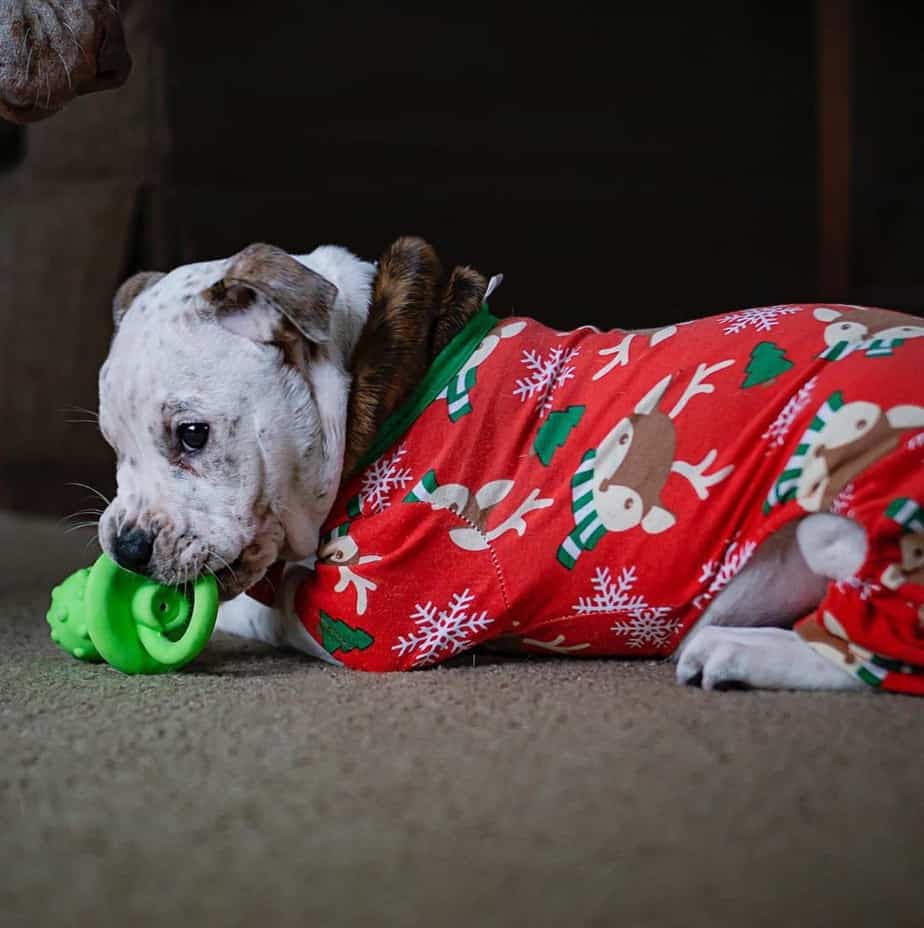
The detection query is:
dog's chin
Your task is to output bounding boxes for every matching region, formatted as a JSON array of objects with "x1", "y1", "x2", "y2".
[{"x1": 213, "y1": 553, "x2": 274, "y2": 601}]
